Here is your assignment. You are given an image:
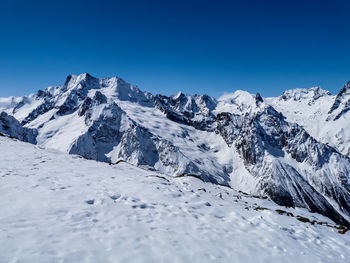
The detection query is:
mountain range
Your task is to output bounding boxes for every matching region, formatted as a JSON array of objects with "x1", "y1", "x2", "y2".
[{"x1": 1, "y1": 73, "x2": 350, "y2": 226}]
